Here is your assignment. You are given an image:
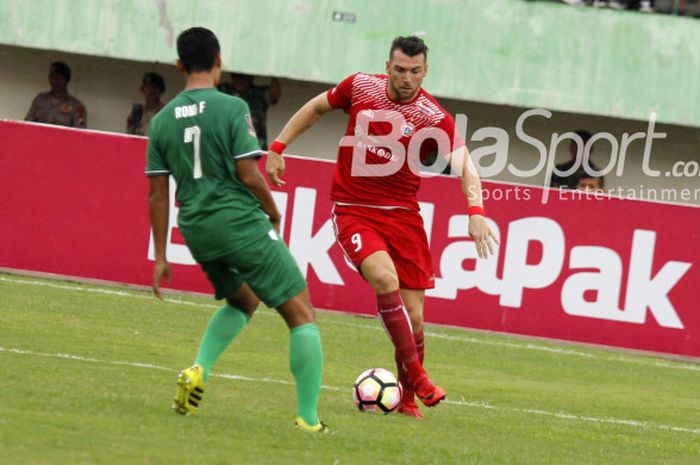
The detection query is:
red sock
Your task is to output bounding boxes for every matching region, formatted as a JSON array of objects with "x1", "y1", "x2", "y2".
[
  {"x1": 377, "y1": 290, "x2": 425, "y2": 385},
  {"x1": 394, "y1": 350, "x2": 413, "y2": 403},
  {"x1": 396, "y1": 329, "x2": 425, "y2": 404}
]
